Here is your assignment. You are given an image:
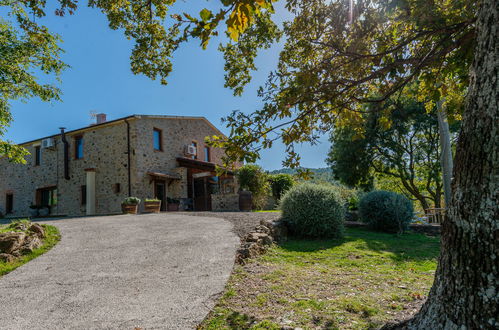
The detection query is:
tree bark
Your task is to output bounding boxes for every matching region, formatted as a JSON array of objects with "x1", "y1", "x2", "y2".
[
  {"x1": 436, "y1": 100, "x2": 454, "y2": 207},
  {"x1": 399, "y1": 0, "x2": 499, "y2": 328}
]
